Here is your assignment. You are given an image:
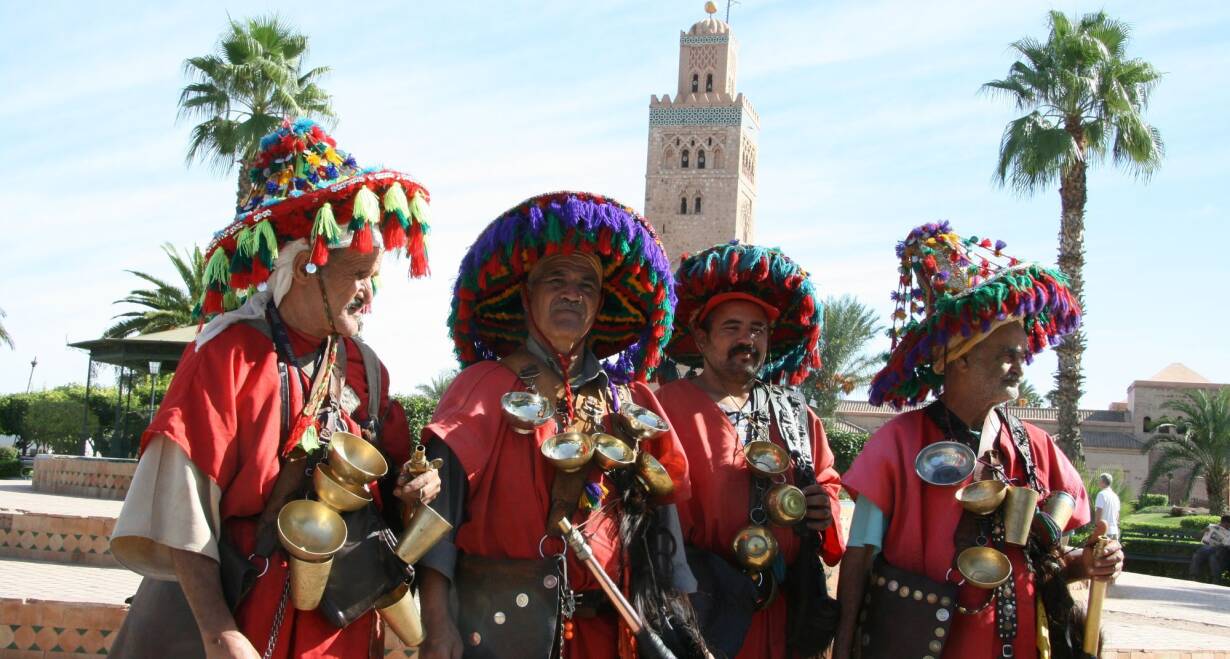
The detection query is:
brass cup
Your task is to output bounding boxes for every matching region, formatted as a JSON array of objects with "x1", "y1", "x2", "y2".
[
  {"x1": 313, "y1": 463, "x2": 373, "y2": 513},
  {"x1": 635, "y1": 451, "x2": 675, "y2": 498},
  {"x1": 277, "y1": 500, "x2": 347, "y2": 562},
  {"x1": 541, "y1": 432, "x2": 595, "y2": 473},
  {"x1": 914, "y1": 441, "x2": 976, "y2": 486},
  {"x1": 764, "y1": 483, "x2": 807, "y2": 526},
  {"x1": 1042, "y1": 491, "x2": 1077, "y2": 531},
  {"x1": 592, "y1": 433, "x2": 635, "y2": 471},
  {"x1": 955, "y1": 480, "x2": 1009, "y2": 515},
  {"x1": 1003, "y1": 486, "x2": 1041, "y2": 546},
  {"x1": 621, "y1": 403, "x2": 670, "y2": 441},
  {"x1": 956, "y1": 546, "x2": 1012, "y2": 589},
  {"x1": 743, "y1": 440, "x2": 790, "y2": 478},
  {"x1": 731, "y1": 525, "x2": 779, "y2": 572},
  {"x1": 289, "y1": 555, "x2": 333, "y2": 610},
  {"x1": 328, "y1": 431, "x2": 389, "y2": 485},
  {"x1": 394, "y1": 503, "x2": 454, "y2": 565},
  {"x1": 501, "y1": 392, "x2": 555, "y2": 434},
  {"x1": 376, "y1": 583, "x2": 425, "y2": 647}
]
